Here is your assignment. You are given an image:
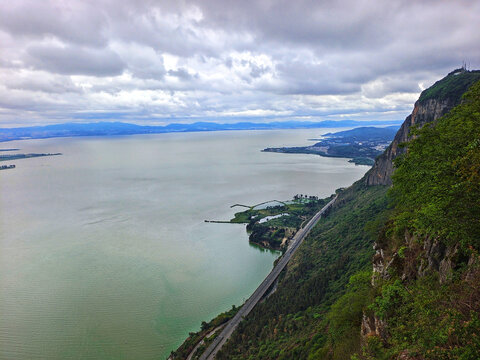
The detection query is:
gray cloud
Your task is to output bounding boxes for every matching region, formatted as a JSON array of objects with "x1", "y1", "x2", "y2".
[
  {"x1": 0, "y1": 1, "x2": 108, "y2": 47},
  {"x1": 249, "y1": 62, "x2": 270, "y2": 79},
  {"x1": 26, "y1": 44, "x2": 125, "y2": 77},
  {"x1": 4, "y1": 73, "x2": 83, "y2": 94},
  {"x1": 168, "y1": 68, "x2": 198, "y2": 81},
  {"x1": 0, "y1": 0, "x2": 479, "y2": 126}
]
